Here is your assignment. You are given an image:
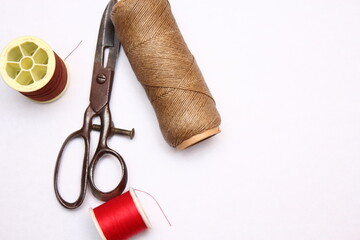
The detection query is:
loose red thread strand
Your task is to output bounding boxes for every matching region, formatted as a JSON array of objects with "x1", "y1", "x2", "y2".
[
  {"x1": 134, "y1": 189, "x2": 172, "y2": 227},
  {"x1": 64, "y1": 40, "x2": 83, "y2": 61}
]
